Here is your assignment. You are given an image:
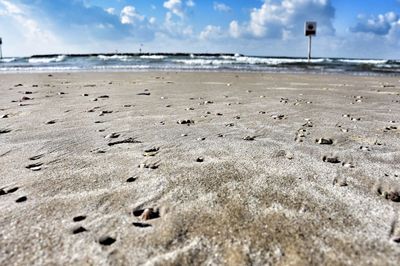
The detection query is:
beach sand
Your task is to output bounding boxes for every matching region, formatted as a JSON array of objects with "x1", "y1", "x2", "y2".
[{"x1": 0, "y1": 71, "x2": 400, "y2": 265}]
